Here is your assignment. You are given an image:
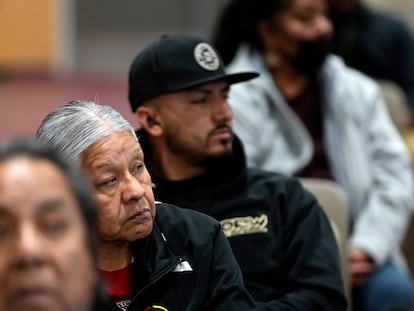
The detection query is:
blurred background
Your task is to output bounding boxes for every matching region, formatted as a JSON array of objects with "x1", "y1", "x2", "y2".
[
  {"x1": 1, "y1": 0, "x2": 413, "y2": 139},
  {"x1": 1, "y1": 0, "x2": 414, "y2": 274},
  {"x1": 0, "y1": 0, "x2": 228, "y2": 138}
]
